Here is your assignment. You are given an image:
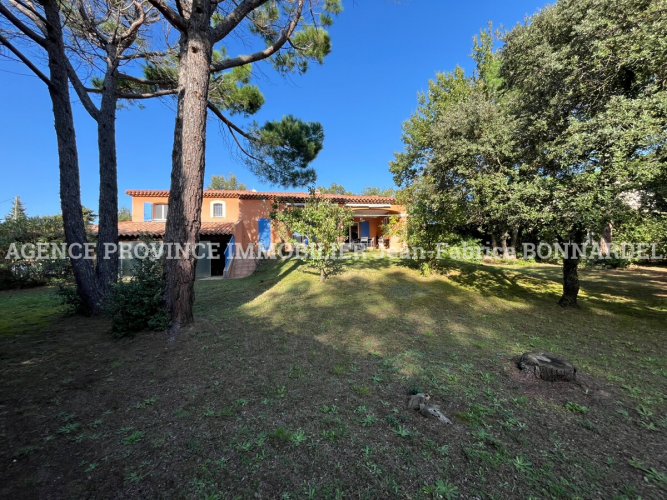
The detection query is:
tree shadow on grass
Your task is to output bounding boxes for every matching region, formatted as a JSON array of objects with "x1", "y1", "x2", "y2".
[
  {"x1": 403, "y1": 259, "x2": 667, "y2": 322},
  {"x1": 194, "y1": 258, "x2": 302, "y2": 320}
]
